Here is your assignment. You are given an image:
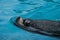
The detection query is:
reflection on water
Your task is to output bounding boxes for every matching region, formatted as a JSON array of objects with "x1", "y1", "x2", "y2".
[{"x1": 0, "y1": 0, "x2": 60, "y2": 40}]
